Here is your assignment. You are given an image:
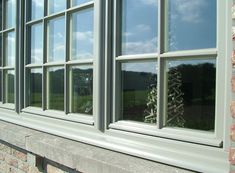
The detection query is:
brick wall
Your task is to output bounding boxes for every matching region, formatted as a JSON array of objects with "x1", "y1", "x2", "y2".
[{"x1": 0, "y1": 140, "x2": 79, "y2": 173}]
